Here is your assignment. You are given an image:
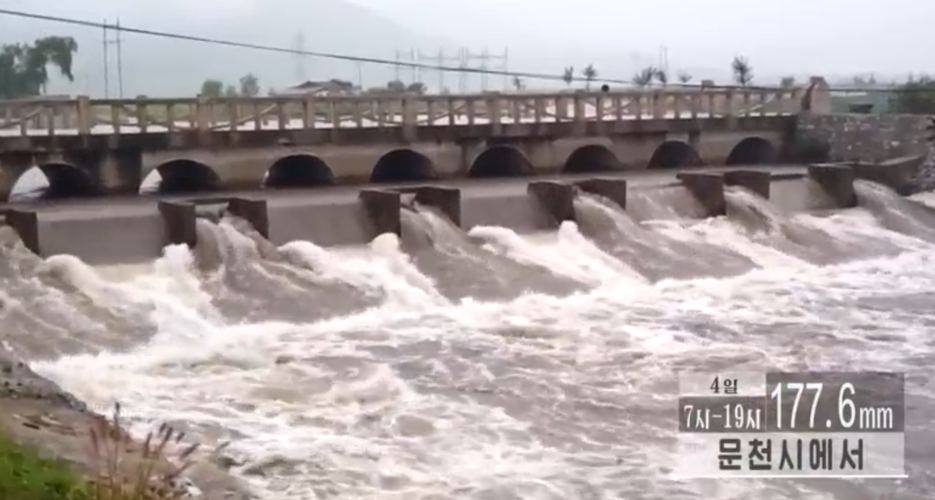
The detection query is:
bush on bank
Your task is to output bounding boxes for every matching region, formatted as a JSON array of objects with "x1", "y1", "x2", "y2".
[{"x1": 0, "y1": 403, "x2": 198, "y2": 500}]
